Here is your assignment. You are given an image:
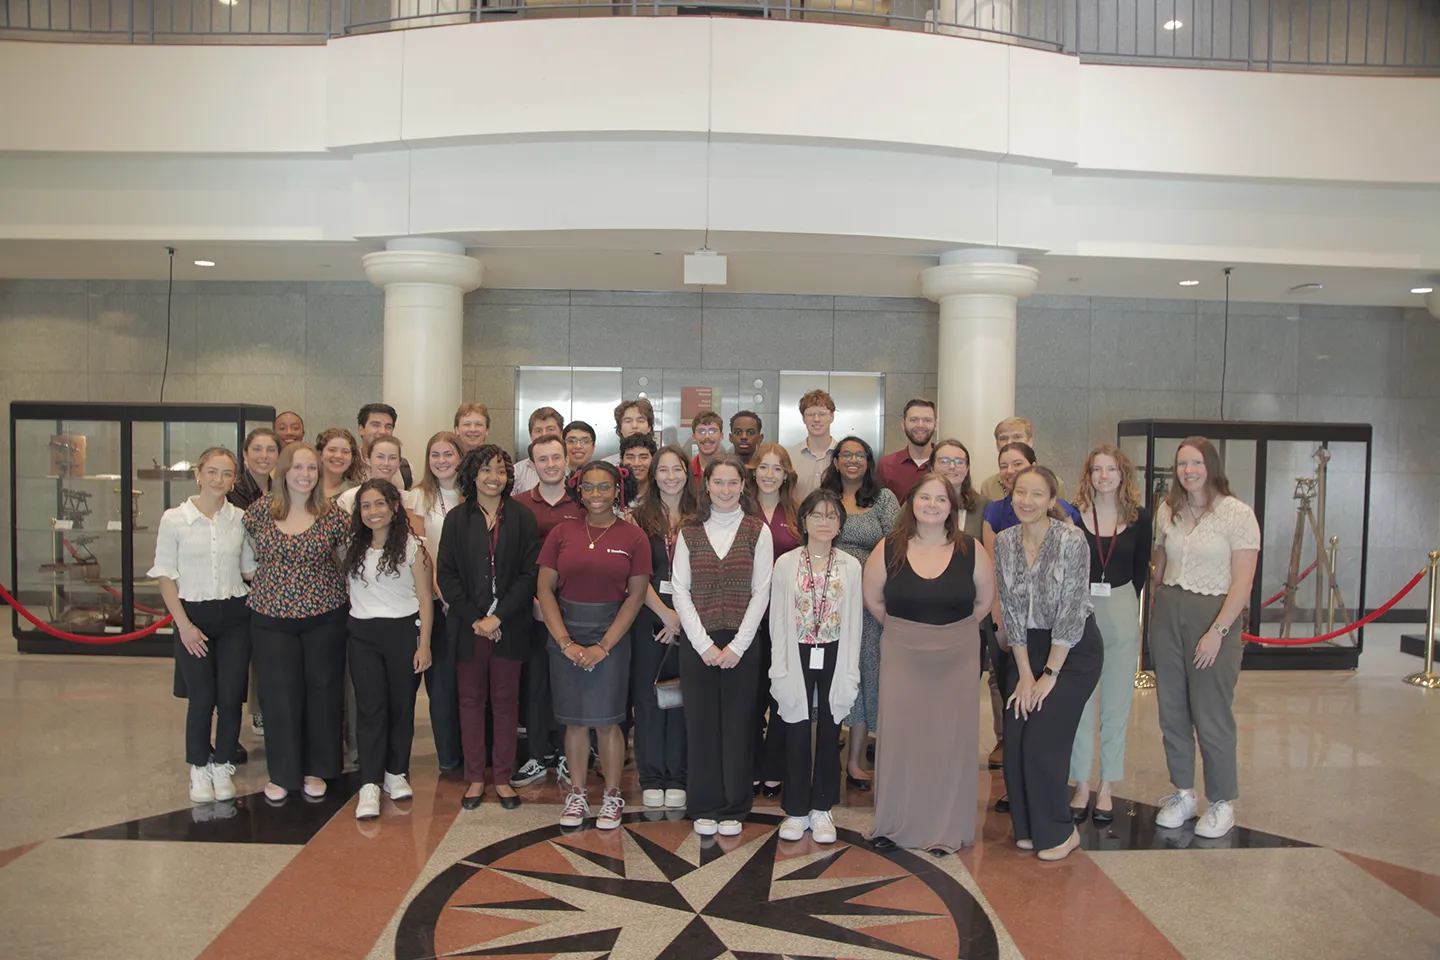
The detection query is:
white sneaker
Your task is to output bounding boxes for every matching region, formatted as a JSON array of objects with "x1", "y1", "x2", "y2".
[
  {"x1": 642, "y1": 788, "x2": 665, "y2": 808},
  {"x1": 718, "y1": 820, "x2": 743, "y2": 837},
  {"x1": 189, "y1": 764, "x2": 215, "y2": 803},
  {"x1": 779, "y1": 816, "x2": 810, "y2": 841},
  {"x1": 597, "y1": 788, "x2": 625, "y2": 830},
  {"x1": 356, "y1": 783, "x2": 381, "y2": 820},
  {"x1": 809, "y1": 809, "x2": 837, "y2": 844},
  {"x1": 693, "y1": 818, "x2": 719, "y2": 836},
  {"x1": 383, "y1": 772, "x2": 413, "y2": 801},
  {"x1": 511, "y1": 758, "x2": 548, "y2": 787},
  {"x1": 560, "y1": 789, "x2": 590, "y2": 827},
  {"x1": 664, "y1": 788, "x2": 687, "y2": 809},
  {"x1": 250, "y1": 712, "x2": 264, "y2": 736},
  {"x1": 209, "y1": 762, "x2": 236, "y2": 802},
  {"x1": 1194, "y1": 800, "x2": 1235, "y2": 839},
  {"x1": 1155, "y1": 790, "x2": 1198, "y2": 828}
]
